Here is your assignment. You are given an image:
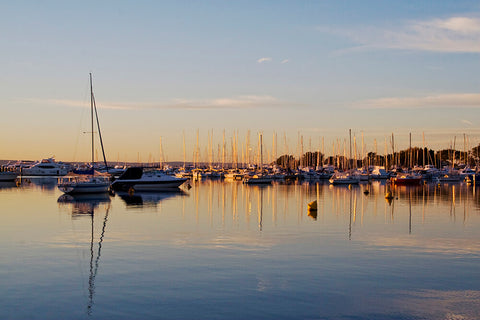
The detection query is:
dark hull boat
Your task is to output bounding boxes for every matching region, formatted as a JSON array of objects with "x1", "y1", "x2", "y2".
[{"x1": 110, "y1": 167, "x2": 187, "y2": 191}]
